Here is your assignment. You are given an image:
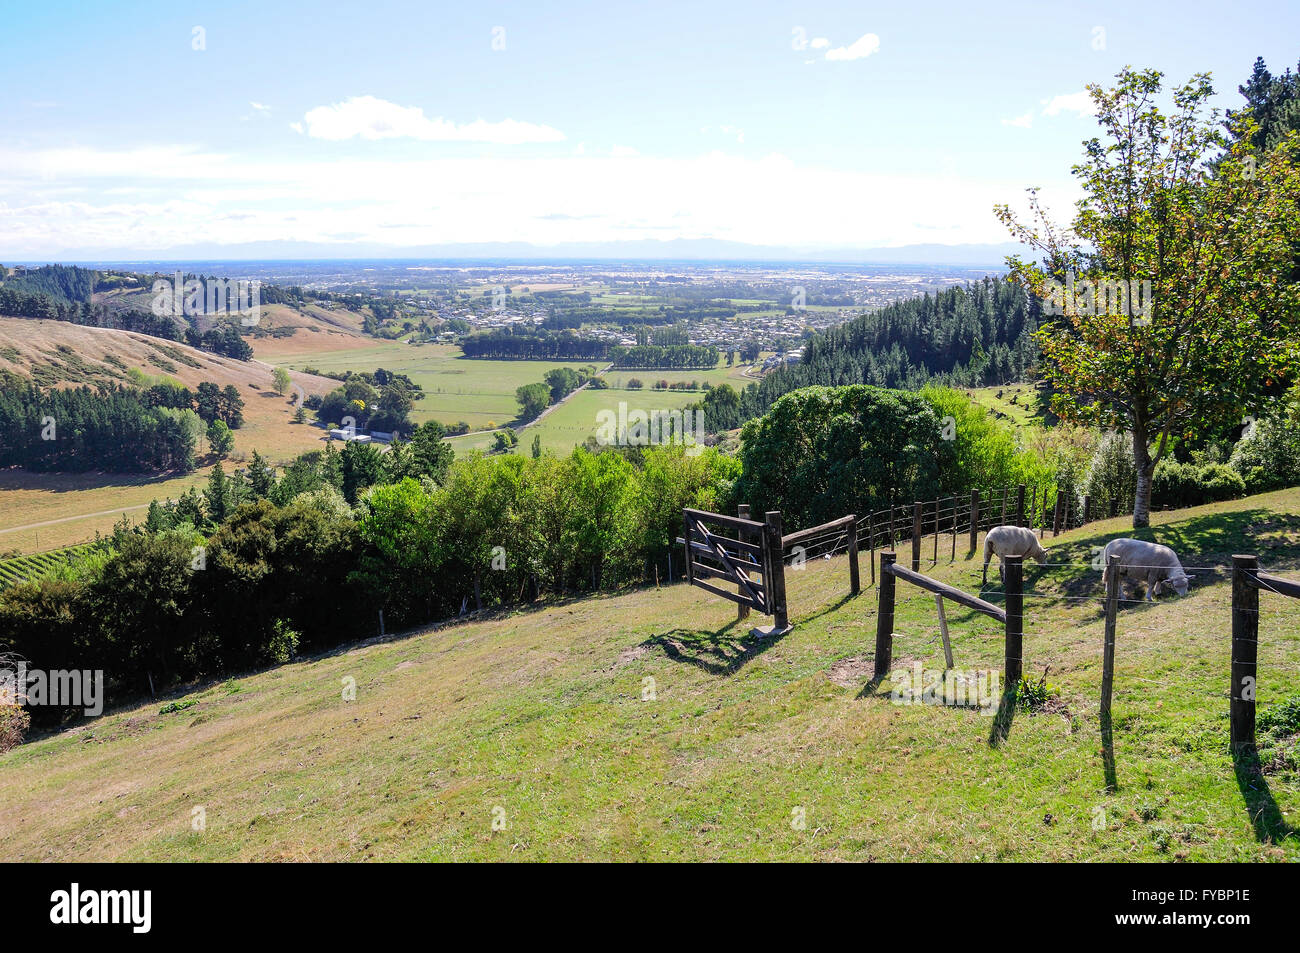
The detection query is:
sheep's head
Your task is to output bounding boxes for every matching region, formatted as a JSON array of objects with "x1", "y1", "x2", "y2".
[
  {"x1": 1032, "y1": 545, "x2": 1049, "y2": 565},
  {"x1": 1162, "y1": 573, "x2": 1191, "y2": 596}
]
